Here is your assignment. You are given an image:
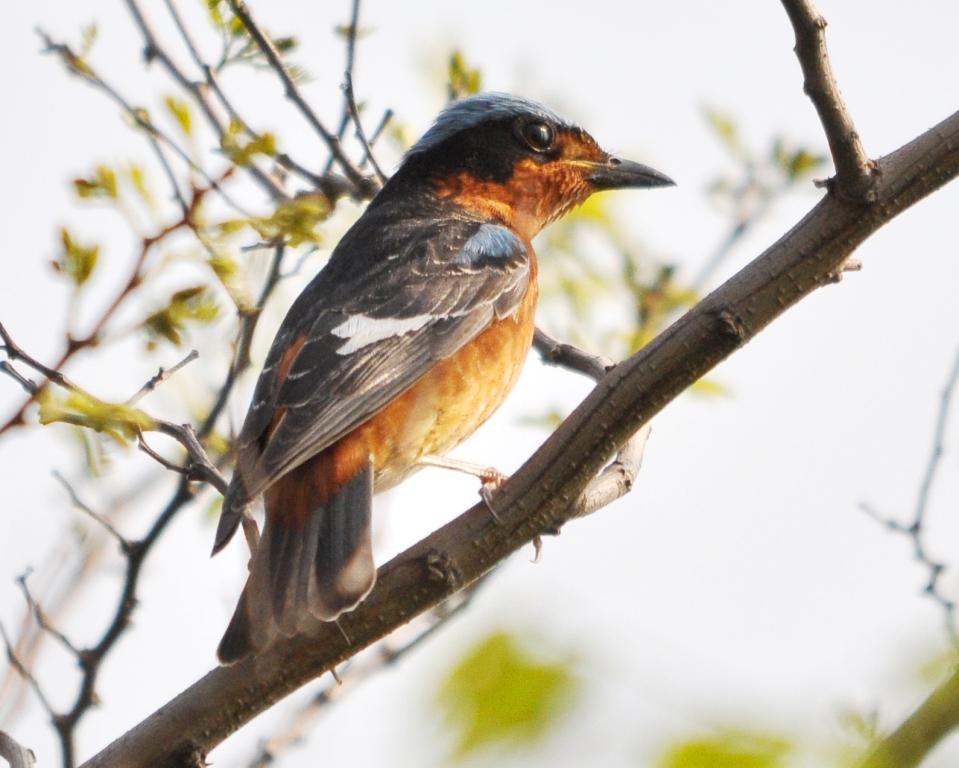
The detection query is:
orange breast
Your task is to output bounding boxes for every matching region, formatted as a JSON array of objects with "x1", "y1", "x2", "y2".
[{"x1": 344, "y1": 259, "x2": 539, "y2": 491}]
